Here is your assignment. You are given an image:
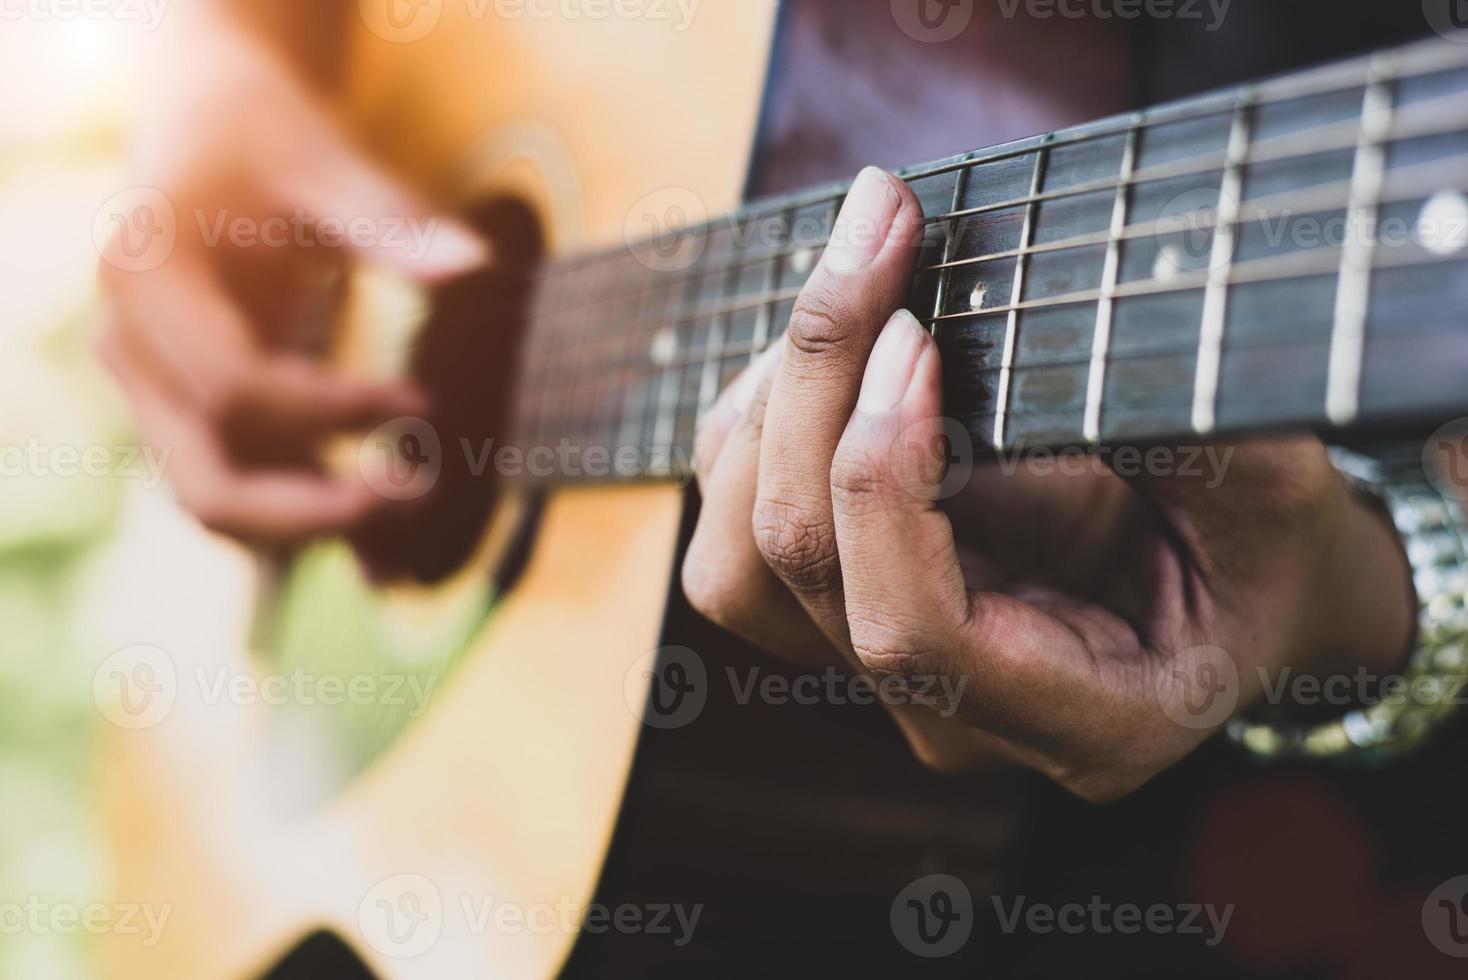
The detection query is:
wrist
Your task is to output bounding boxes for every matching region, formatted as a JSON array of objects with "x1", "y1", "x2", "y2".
[{"x1": 1310, "y1": 477, "x2": 1418, "y2": 680}]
